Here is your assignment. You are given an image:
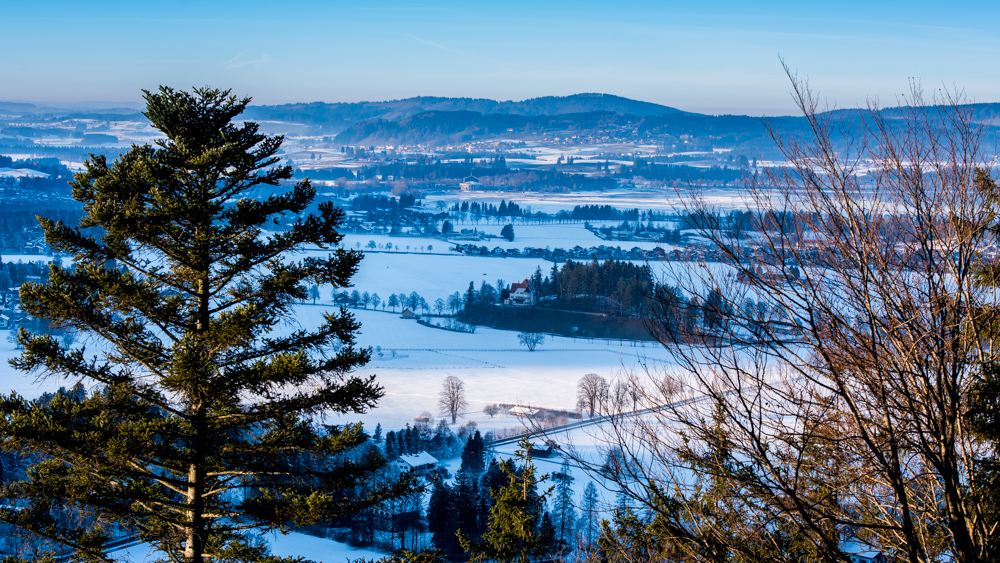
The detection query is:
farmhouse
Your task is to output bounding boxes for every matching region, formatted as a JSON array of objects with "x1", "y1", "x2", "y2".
[
  {"x1": 459, "y1": 176, "x2": 483, "y2": 191},
  {"x1": 508, "y1": 406, "x2": 541, "y2": 418},
  {"x1": 505, "y1": 278, "x2": 537, "y2": 307},
  {"x1": 392, "y1": 451, "x2": 438, "y2": 477}
]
